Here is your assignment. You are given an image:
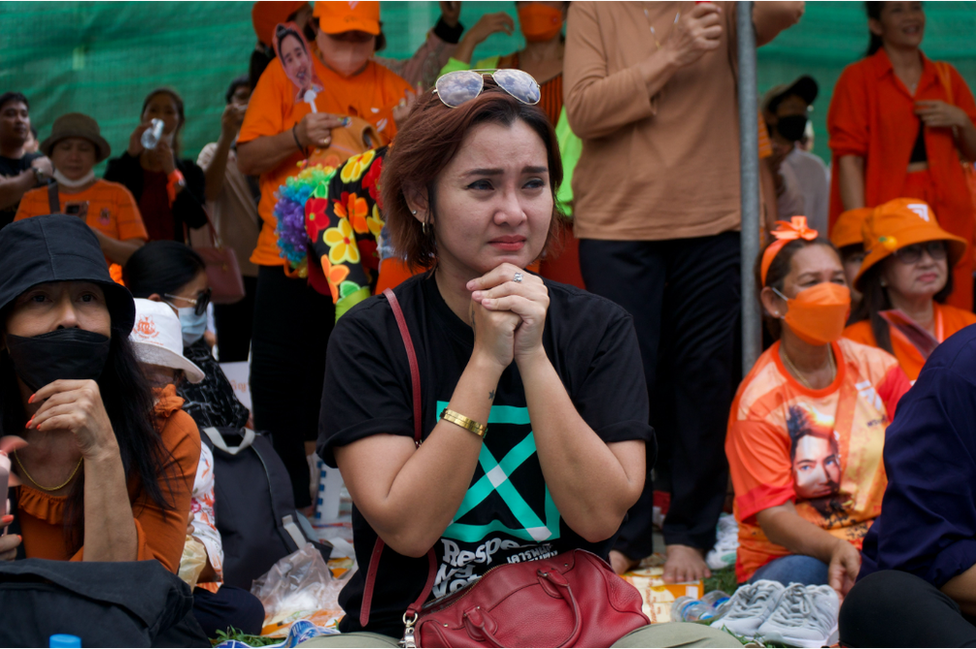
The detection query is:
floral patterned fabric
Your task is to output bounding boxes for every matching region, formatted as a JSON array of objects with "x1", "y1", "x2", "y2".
[
  {"x1": 306, "y1": 147, "x2": 391, "y2": 319},
  {"x1": 185, "y1": 443, "x2": 223, "y2": 593}
]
